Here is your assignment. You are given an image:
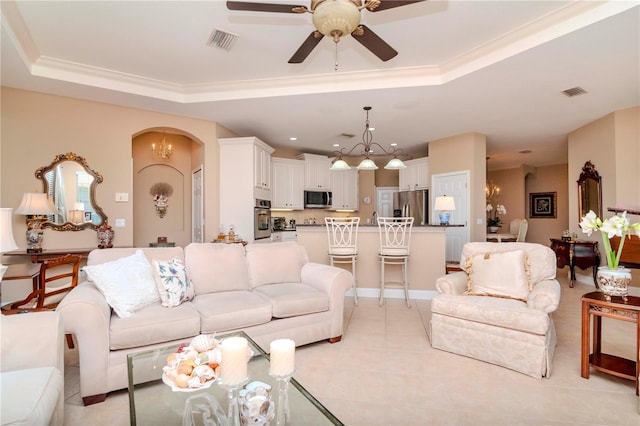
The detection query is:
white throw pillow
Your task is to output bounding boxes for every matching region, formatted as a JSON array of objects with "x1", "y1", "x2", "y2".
[
  {"x1": 152, "y1": 257, "x2": 195, "y2": 308},
  {"x1": 464, "y1": 249, "x2": 531, "y2": 301},
  {"x1": 83, "y1": 249, "x2": 160, "y2": 317}
]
